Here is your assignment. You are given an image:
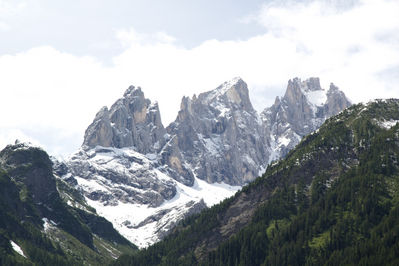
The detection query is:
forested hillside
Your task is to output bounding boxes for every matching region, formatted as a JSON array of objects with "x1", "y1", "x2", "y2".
[
  {"x1": 0, "y1": 143, "x2": 136, "y2": 265},
  {"x1": 113, "y1": 99, "x2": 399, "y2": 266}
]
